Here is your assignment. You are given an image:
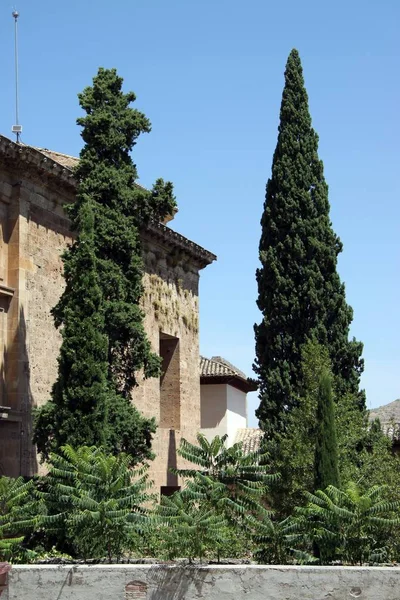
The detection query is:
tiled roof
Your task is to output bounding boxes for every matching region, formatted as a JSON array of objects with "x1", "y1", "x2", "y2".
[
  {"x1": 234, "y1": 428, "x2": 263, "y2": 454},
  {"x1": 34, "y1": 148, "x2": 79, "y2": 170},
  {"x1": 33, "y1": 148, "x2": 148, "y2": 192},
  {"x1": 200, "y1": 356, "x2": 243, "y2": 378},
  {"x1": 0, "y1": 135, "x2": 216, "y2": 268},
  {"x1": 199, "y1": 356, "x2": 257, "y2": 392}
]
